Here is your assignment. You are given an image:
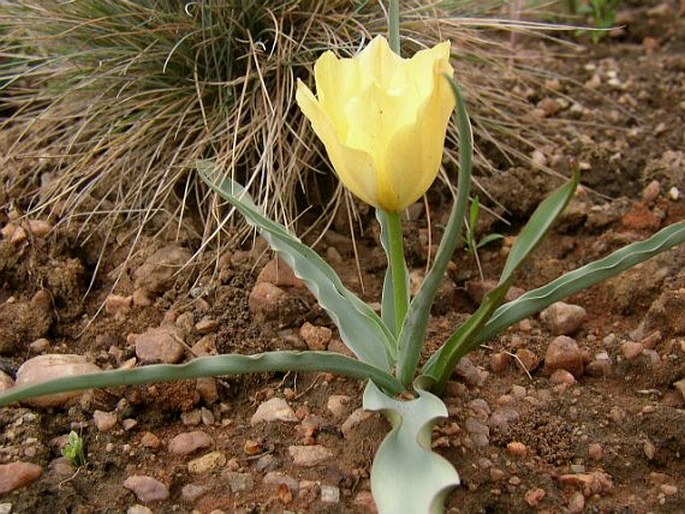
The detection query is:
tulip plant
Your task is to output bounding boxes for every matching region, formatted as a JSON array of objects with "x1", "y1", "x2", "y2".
[{"x1": 1, "y1": 3, "x2": 685, "y2": 513}]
